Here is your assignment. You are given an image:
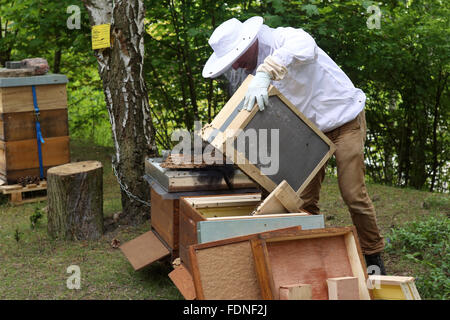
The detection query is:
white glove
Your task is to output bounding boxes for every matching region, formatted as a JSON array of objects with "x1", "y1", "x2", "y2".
[{"x1": 243, "y1": 71, "x2": 271, "y2": 112}]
